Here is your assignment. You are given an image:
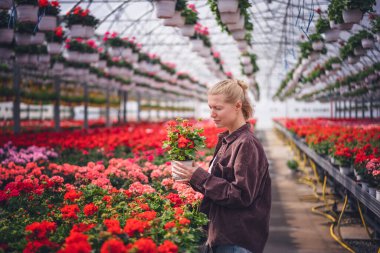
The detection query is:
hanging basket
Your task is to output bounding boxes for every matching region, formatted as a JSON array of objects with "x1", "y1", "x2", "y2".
[
  {"x1": 337, "y1": 22, "x2": 353, "y2": 31},
  {"x1": 342, "y1": 9, "x2": 362, "y2": 24},
  {"x1": 97, "y1": 60, "x2": 107, "y2": 69},
  {"x1": 70, "y1": 25, "x2": 86, "y2": 38},
  {"x1": 237, "y1": 41, "x2": 248, "y2": 52},
  {"x1": 0, "y1": 28, "x2": 14, "y2": 44},
  {"x1": 241, "y1": 56, "x2": 250, "y2": 65},
  {"x1": 31, "y1": 32, "x2": 45, "y2": 44},
  {"x1": 16, "y1": 5, "x2": 39, "y2": 23},
  {"x1": 155, "y1": 0, "x2": 176, "y2": 19},
  {"x1": 329, "y1": 21, "x2": 338, "y2": 29},
  {"x1": 331, "y1": 63, "x2": 341, "y2": 70},
  {"x1": 312, "y1": 40, "x2": 324, "y2": 51},
  {"x1": 376, "y1": 33, "x2": 380, "y2": 43},
  {"x1": 227, "y1": 16, "x2": 244, "y2": 31},
  {"x1": 109, "y1": 47, "x2": 124, "y2": 57},
  {"x1": 38, "y1": 16, "x2": 57, "y2": 32},
  {"x1": 28, "y1": 54, "x2": 39, "y2": 65},
  {"x1": 323, "y1": 29, "x2": 340, "y2": 42},
  {"x1": 38, "y1": 54, "x2": 50, "y2": 64},
  {"x1": 85, "y1": 26, "x2": 94, "y2": 38},
  {"x1": 231, "y1": 29, "x2": 245, "y2": 41},
  {"x1": 181, "y1": 25, "x2": 195, "y2": 37},
  {"x1": 191, "y1": 39, "x2": 204, "y2": 52},
  {"x1": 220, "y1": 11, "x2": 240, "y2": 24},
  {"x1": 217, "y1": 0, "x2": 238, "y2": 13},
  {"x1": 353, "y1": 47, "x2": 365, "y2": 56},
  {"x1": 0, "y1": 0, "x2": 12, "y2": 9},
  {"x1": 52, "y1": 62, "x2": 64, "y2": 71},
  {"x1": 361, "y1": 38, "x2": 374, "y2": 49},
  {"x1": 66, "y1": 50, "x2": 80, "y2": 62},
  {"x1": 243, "y1": 64, "x2": 253, "y2": 74},
  {"x1": 47, "y1": 42, "x2": 61, "y2": 54},
  {"x1": 0, "y1": 47, "x2": 13, "y2": 59},
  {"x1": 15, "y1": 33, "x2": 32, "y2": 45},
  {"x1": 123, "y1": 48, "x2": 133, "y2": 59},
  {"x1": 16, "y1": 54, "x2": 29, "y2": 64},
  {"x1": 163, "y1": 11, "x2": 184, "y2": 27}
]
